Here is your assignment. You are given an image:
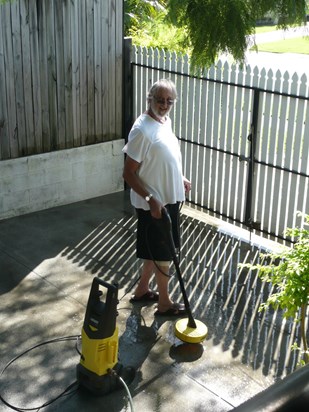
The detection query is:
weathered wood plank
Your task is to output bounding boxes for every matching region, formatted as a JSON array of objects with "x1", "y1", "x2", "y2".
[
  {"x1": 55, "y1": 0, "x2": 66, "y2": 149},
  {"x1": 37, "y1": 0, "x2": 51, "y2": 152},
  {"x1": 115, "y1": 0, "x2": 123, "y2": 138},
  {"x1": 11, "y1": 1, "x2": 27, "y2": 157},
  {"x1": 86, "y1": 0, "x2": 95, "y2": 143},
  {"x1": 107, "y1": 0, "x2": 116, "y2": 138},
  {"x1": 62, "y1": 0, "x2": 73, "y2": 147},
  {"x1": 94, "y1": 0, "x2": 102, "y2": 139},
  {"x1": 71, "y1": 0, "x2": 81, "y2": 146},
  {"x1": 0, "y1": 4, "x2": 10, "y2": 159},
  {"x1": 29, "y1": 0, "x2": 43, "y2": 153},
  {"x1": 45, "y1": 0, "x2": 58, "y2": 150},
  {"x1": 101, "y1": 0, "x2": 109, "y2": 138},
  {"x1": 20, "y1": 0, "x2": 35, "y2": 155},
  {"x1": 79, "y1": 0, "x2": 88, "y2": 145}
]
